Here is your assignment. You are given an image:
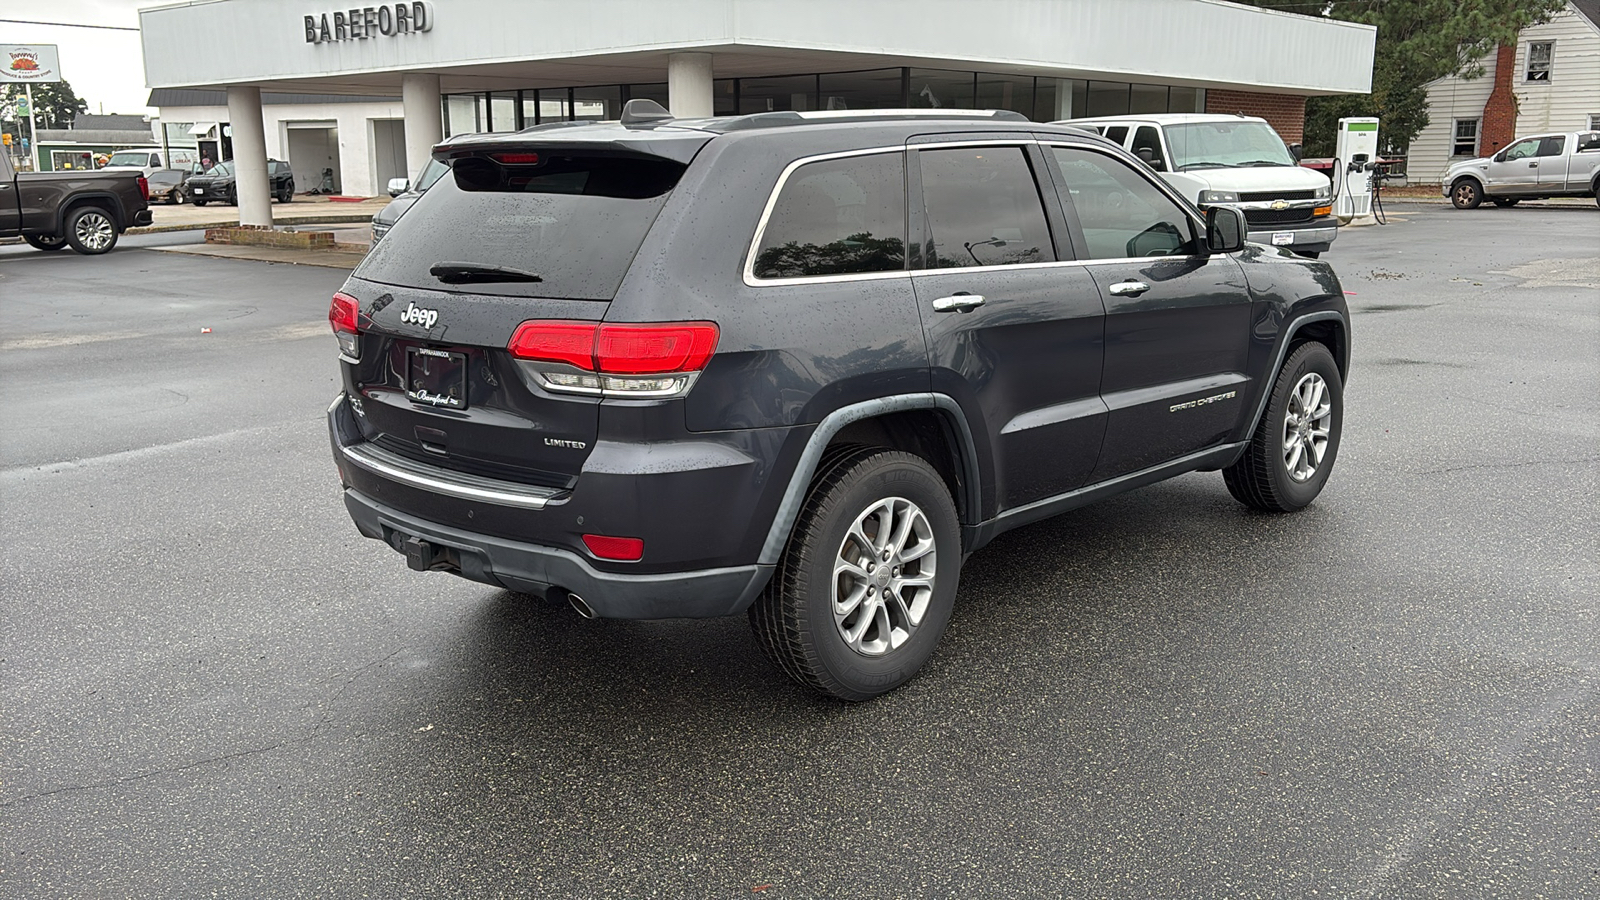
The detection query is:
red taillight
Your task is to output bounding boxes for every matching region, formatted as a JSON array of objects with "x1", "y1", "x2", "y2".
[
  {"x1": 491, "y1": 152, "x2": 541, "y2": 165},
  {"x1": 137, "y1": 175, "x2": 149, "y2": 202},
  {"x1": 582, "y1": 534, "x2": 644, "y2": 561},
  {"x1": 328, "y1": 292, "x2": 361, "y2": 334},
  {"x1": 507, "y1": 320, "x2": 599, "y2": 369},
  {"x1": 507, "y1": 321, "x2": 719, "y2": 375}
]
